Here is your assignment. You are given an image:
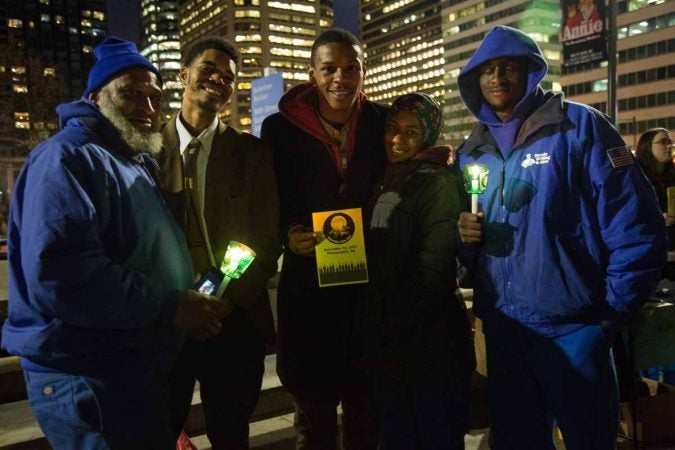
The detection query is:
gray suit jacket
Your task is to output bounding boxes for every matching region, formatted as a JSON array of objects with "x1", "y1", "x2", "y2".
[{"x1": 157, "y1": 116, "x2": 281, "y2": 346}]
